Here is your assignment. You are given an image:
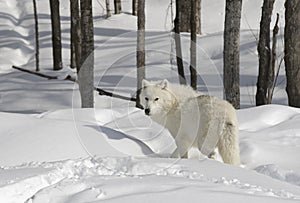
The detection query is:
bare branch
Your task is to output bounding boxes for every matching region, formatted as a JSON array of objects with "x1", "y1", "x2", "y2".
[{"x1": 12, "y1": 65, "x2": 136, "y2": 102}]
